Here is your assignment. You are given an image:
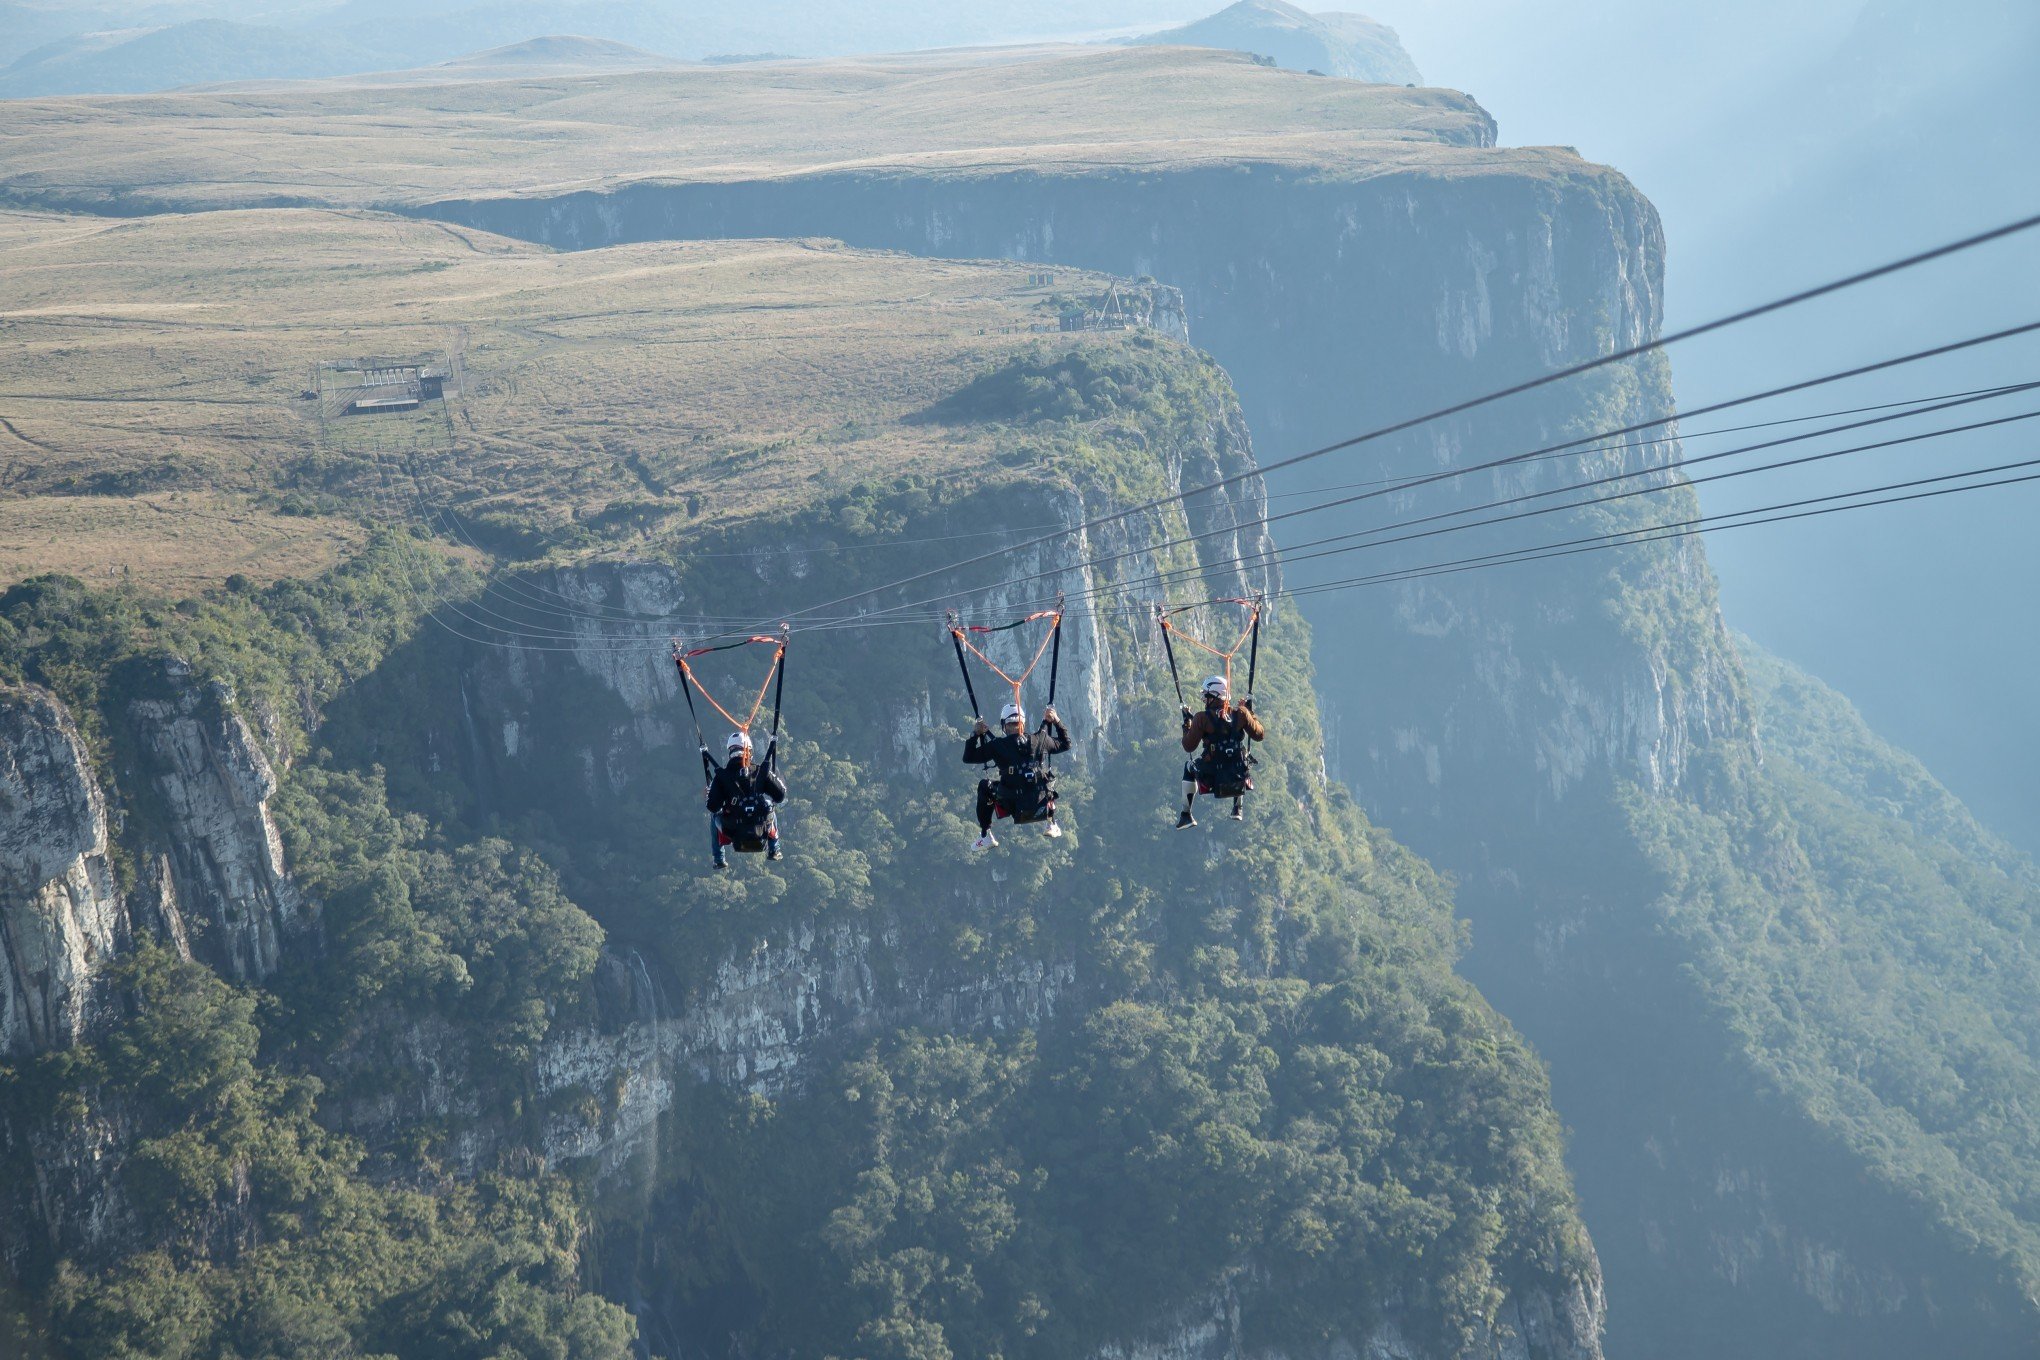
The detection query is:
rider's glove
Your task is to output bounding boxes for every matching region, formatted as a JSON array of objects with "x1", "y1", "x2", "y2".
[
  {"x1": 1241, "y1": 695, "x2": 1255, "y2": 712},
  {"x1": 1180, "y1": 705, "x2": 1194, "y2": 727}
]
